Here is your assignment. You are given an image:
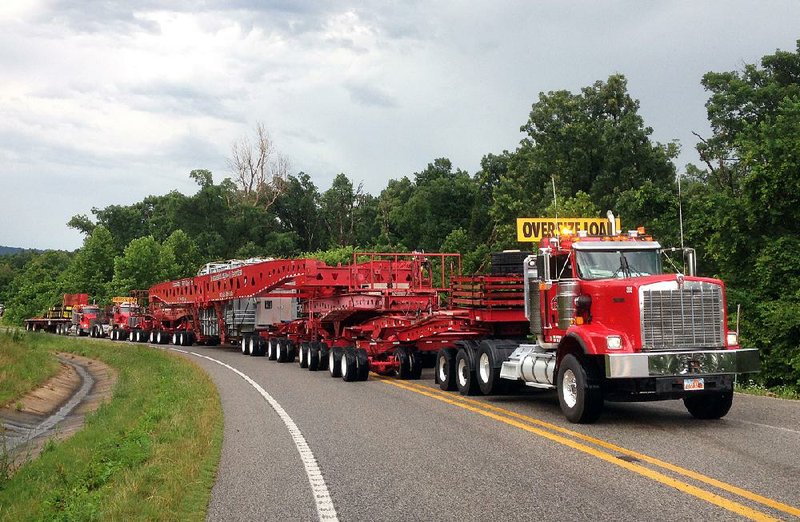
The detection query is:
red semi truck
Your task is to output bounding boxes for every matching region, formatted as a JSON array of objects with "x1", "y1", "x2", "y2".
[
  {"x1": 436, "y1": 216, "x2": 760, "y2": 422},
  {"x1": 24, "y1": 293, "x2": 104, "y2": 336}
]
